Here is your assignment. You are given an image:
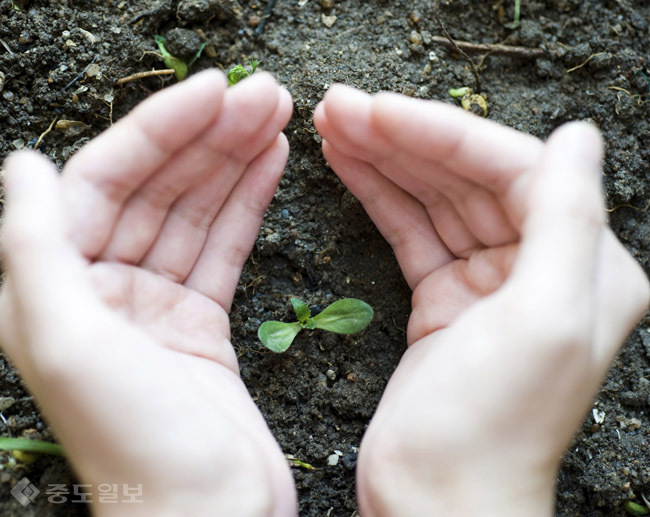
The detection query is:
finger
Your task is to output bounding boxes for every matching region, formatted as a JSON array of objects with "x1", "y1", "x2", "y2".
[
  {"x1": 184, "y1": 134, "x2": 289, "y2": 309},
  {"x1": 62, "y1": 69, "x2": 229, "y2": 258},
  {"x1": 101, "y1": 83, "x2": 293, "y2": 265},
  {"x1": 371, "y1": 91, "x2": 544, "y2": 194},
  {"x1": 318, "y1": 86, "x2": 519, "y2": 250},
  {"x1": 322, "y1": 140, "x2": 453, "y2": 289},
  {"x1": 511, "y1": 122, "x2": 605, "y2": 325},
  {"x1": 314, "y1": 89, "x2": 393, "y2": 164},
  {"x1": 139, "y1": 81, "x2": 292, "y2": 282},
  {"x1": 201, "y1": 73, "x2": 292, "y2": 161},
  {"x1": 0, "y1": 151, "x2": 92, "y2": 343}
]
